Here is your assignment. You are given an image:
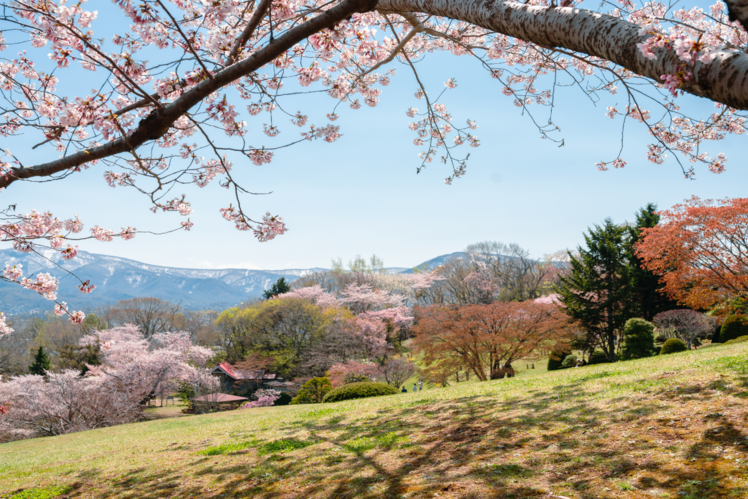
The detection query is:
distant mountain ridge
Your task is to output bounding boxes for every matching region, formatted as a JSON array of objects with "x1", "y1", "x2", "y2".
[{"x1": 0, "y1": 249, "x2": 461, "y2": 314}]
